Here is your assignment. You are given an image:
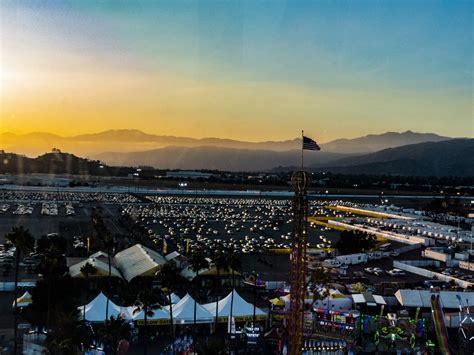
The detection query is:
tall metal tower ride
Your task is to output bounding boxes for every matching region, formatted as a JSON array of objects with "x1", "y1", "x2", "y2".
[{"x1": 288, "y1": 170, "x2": 310, "y2": 355}]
